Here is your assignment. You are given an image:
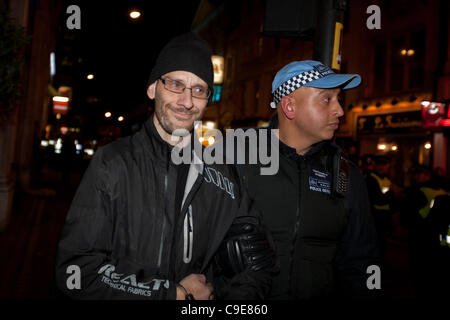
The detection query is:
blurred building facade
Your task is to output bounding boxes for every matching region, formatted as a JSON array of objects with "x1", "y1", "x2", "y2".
[
  {"x1": 192, "y1": 0, "x2": 450, "y2": 187},
  {"x1": 0, "y1": 0, "x2": 62, "y2": 230},
  {"x1": 192, "y1": 0, "x2": 313, "y2": 129},
  {"x1": 339, "y1": 0, "x2": 450, "y2": 187}
]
